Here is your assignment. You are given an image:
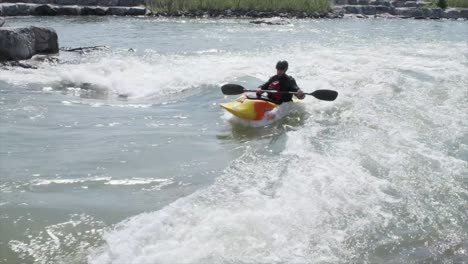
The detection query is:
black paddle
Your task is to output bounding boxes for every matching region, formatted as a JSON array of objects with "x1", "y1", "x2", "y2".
[{"x1": 221, "y1": 84, "x2": 338, "y2": 101}]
